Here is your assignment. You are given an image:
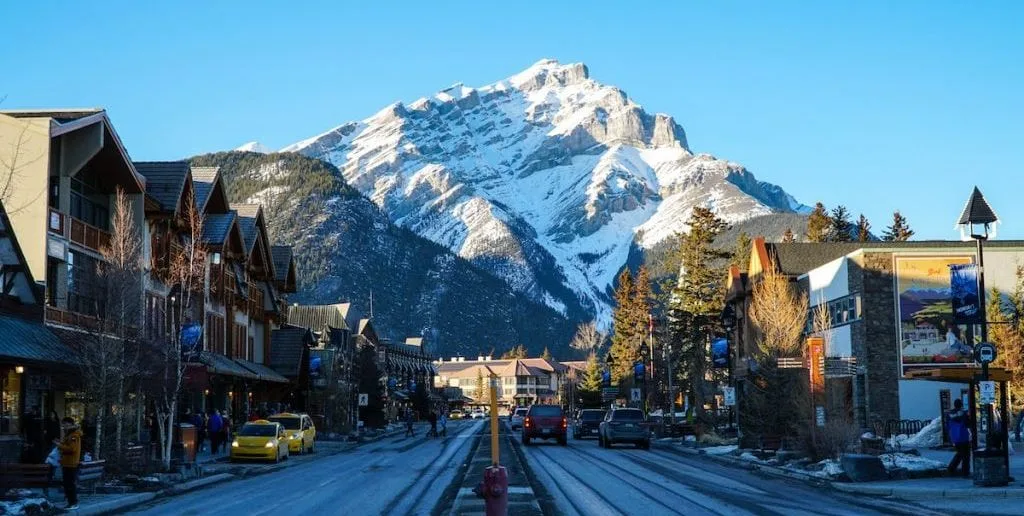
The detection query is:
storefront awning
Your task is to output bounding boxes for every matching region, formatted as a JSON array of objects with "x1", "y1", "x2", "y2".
[
  {"x1": 904, "y1": 367, "x2": 1011, "y2": 383},
  {"x1": 236, "y1": 359, "x2": 291, "y2": 383},
  {"x1": 3, "y1": 316, "x2": 78, "y2": 368},
  {"x1": 199, "y1": 351, "x2": 258, "y2": 380}
]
